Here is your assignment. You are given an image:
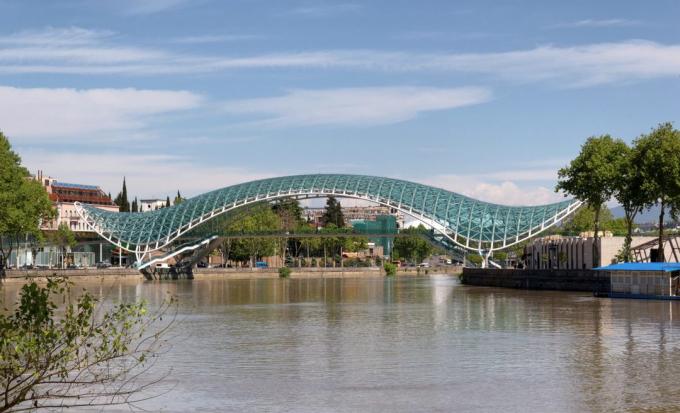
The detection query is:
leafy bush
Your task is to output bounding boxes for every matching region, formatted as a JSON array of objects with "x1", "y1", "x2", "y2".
[
  {"x1": 467, "y1": 254, "x2": 484, "y2": 266},
  {"x1": 0, "y1": 278, "x2": 175, "y2": 410},
  {"x1": 278, "y1": 267, "x2": 291, "y2": 278},
  {"x1": 383, "y1": 262, "x2": 397, "y2": 276}
]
